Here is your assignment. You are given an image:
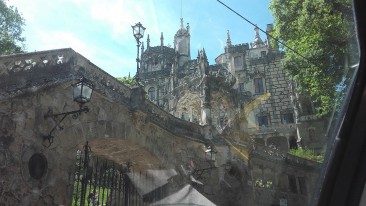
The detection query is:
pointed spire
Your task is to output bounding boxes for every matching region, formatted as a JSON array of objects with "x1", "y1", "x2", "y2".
[
  {"x1": 197, "y1": 50, "x2": 200, "y2": 59},
  {"x1": 180, "y1": 18, "x2": 184, "y2": 30},
  {"x1": 141, "y1": 41, "x2": 144, "y2": 53},
  {"x1": 160, "y1": 32, "x2": 164, "y2": 46},
  {"x1": 199, "y1": 48, "x2": 208, "y2": 62},
  {"x1": 186, "y1": 23, "x2": 190, "y2": 33},
  {"x1": 147, "y1": 34, "x2": 150, "y2": 48},
  {"x1": 202, "y1": 48, "x2": 207, "y2": 60},
  {"x1": 254, "y1": 25, "x2": 260, "y2": 38},
  {"x1": 252, "y1": 25, "x2": 264, "y2": 48},
  {"x1": 226, "y1": 30, "x2": 231, "y2": 47}
]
